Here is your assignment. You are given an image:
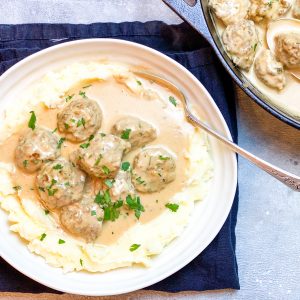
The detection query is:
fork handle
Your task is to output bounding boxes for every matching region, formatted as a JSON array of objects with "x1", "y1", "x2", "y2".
[{"x1": 187, "y1": 113, "x2": 300, "y2": 192}]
